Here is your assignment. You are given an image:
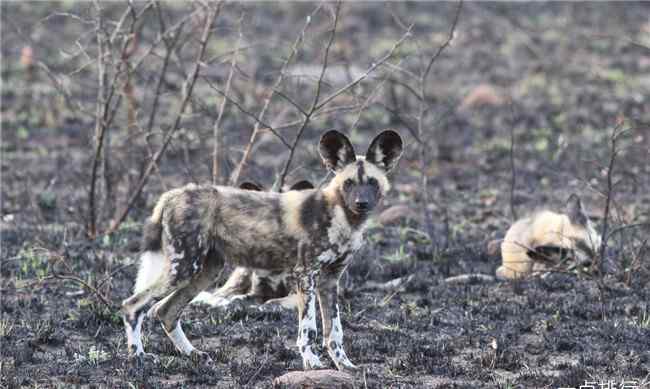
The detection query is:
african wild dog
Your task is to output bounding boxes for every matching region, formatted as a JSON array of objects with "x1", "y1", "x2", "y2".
[
  {"x1": 496, "y1": 194, "x2": 601, "y2": 280},
  {"x1": 192, "y1": 179, "x2": 315, "y2": 308},
  {"x1": 121, "y1": 130, "x2": 403, "y2": 370}
]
